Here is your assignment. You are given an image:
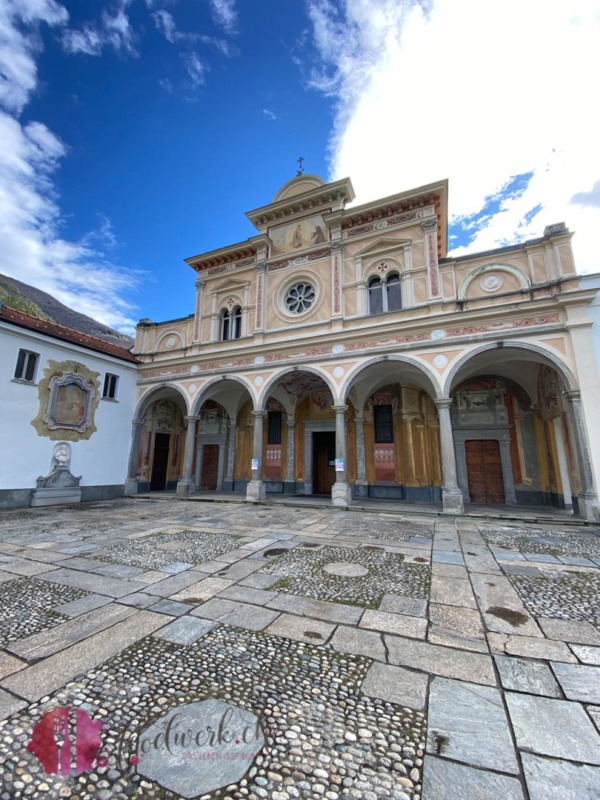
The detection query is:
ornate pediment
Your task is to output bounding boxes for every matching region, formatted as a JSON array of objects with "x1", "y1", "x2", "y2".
[{"x1": 354, "y1": 237, "x2": 412, "y2": 258}]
